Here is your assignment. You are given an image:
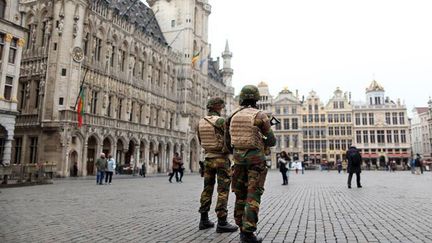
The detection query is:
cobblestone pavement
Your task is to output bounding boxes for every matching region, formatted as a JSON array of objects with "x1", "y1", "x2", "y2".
[{"x1": 1, "y1": 170, "x2": 432, "y2": 243}]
